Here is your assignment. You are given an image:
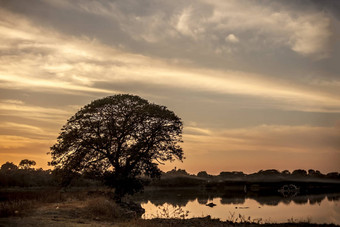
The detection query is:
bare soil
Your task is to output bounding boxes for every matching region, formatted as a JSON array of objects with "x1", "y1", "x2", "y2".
[{"x1": 0, "y1": 200, "x2": 119, "y2": 227}]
